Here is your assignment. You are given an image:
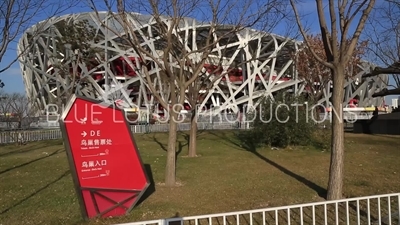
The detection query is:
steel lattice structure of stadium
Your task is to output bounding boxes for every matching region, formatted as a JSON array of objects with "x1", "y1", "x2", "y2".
[{"x1": 17, "y1": 12, "x2": 389, "y2": 116}]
